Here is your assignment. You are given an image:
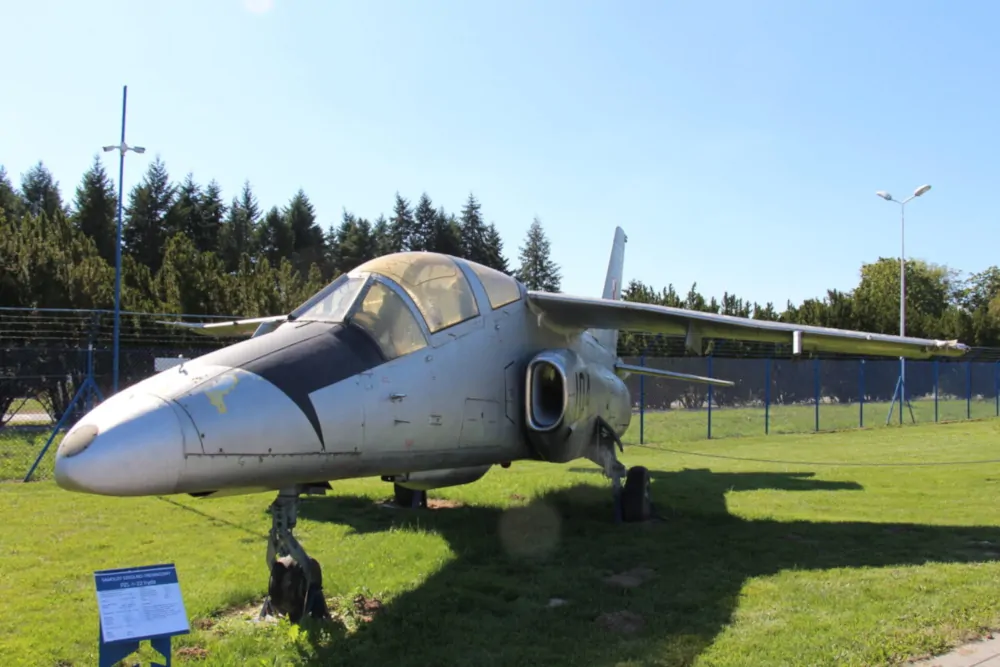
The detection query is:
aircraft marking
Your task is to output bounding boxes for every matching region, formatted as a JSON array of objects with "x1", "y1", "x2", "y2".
[
  {"x1": 203, "y1": 321, "x2": 388, "y2": 449},
  {"x1": 205, "y1": 373, "x2": 240, "y2": 414}
]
